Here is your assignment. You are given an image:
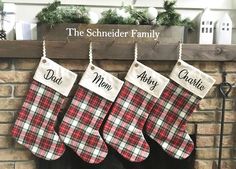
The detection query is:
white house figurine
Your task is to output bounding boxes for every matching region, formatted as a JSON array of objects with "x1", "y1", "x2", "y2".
[
  {"x1": 199, "y1": 8, "x2": 214, "y2": 44},
  {"x1": 215, "y1": 13, "x2": 232, "y2": 44}
]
